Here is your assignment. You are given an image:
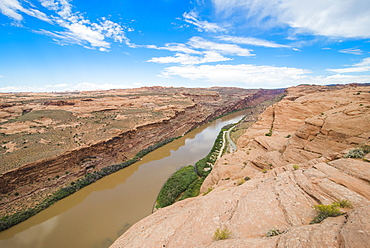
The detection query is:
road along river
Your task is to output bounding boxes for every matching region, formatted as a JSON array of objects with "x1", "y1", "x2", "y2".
[{"x1": 0, "y1": 110, "x2": 250, "y2": 248}]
